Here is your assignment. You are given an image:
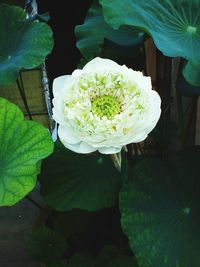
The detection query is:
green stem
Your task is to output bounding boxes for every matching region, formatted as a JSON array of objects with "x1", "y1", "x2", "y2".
[
  {"x1": 175, "y1": 58, "x2": 187, "y2": 149},
  {"x1": 176, "y1": 90, "x2": 183, "y2": 123},
  {"x1": 26, "y1": 195, "x2": 48, "y2": 214},
  {"x1": 111, "y1": 153, "x2": 121, "y2": 172},
  {"x1": 182, "y1": 96, "x2": 197, "y2": 148},
  {"x1": 142, "y1": 42, "x2": 147, "y2": 76}
]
